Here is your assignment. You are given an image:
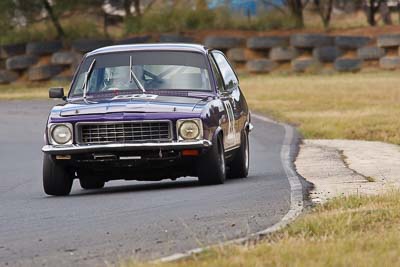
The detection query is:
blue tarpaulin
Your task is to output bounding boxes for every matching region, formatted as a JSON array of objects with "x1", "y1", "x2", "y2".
[{"x1": 208, "y1": 0, "x2": 284, "y2": 16}]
